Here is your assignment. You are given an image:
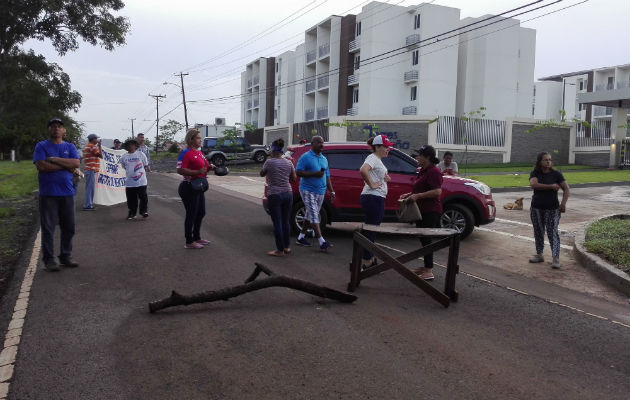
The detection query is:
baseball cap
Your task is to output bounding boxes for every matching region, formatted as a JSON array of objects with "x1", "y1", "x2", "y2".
[
  {"x1": 372, "y1": 134, "x2": 395, "y2": 147},
  {"x1": 411, "y1": 145, "x2": 437, "y2": 159},
  {"x1": 87, "y1": 134, "x2": 100, "y2": 141},
  {"x1": 137, "y1": 133, "x2": 144, "y2": 137},
  {"x1": 114, "y1": 139, "x2": 121, "y2": 143},
  {"x1": 47, "y1": 118, "x2": 64, "y2": 127}
]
